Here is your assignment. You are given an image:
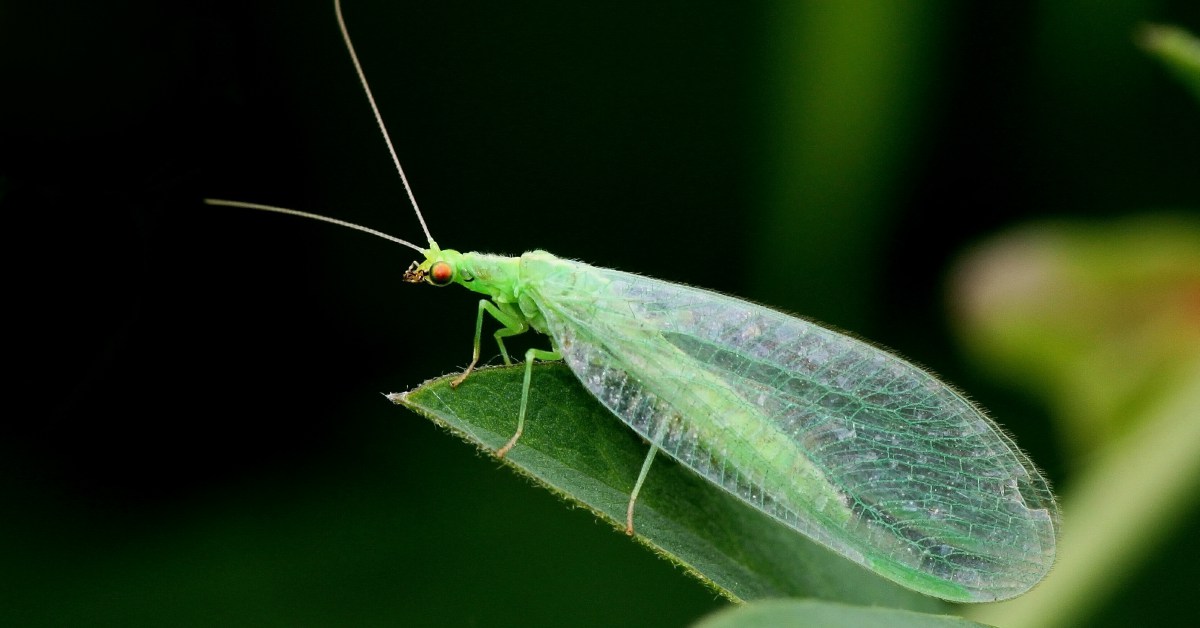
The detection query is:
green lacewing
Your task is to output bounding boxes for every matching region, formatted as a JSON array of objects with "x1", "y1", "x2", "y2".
[{"x1": 207, "y1": 0, "x2": 1059, "y2": 603}]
